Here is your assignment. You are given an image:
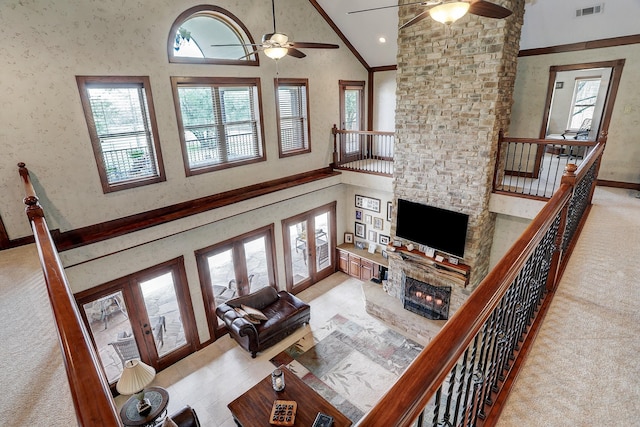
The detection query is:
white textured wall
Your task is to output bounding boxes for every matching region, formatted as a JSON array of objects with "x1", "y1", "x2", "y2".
[
  {"x1": 0, "y1": 0, "x2": 366, "y2": 239},
  {"x1": 373, "y1": 70, "x2": 397, "y2": 131}
]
